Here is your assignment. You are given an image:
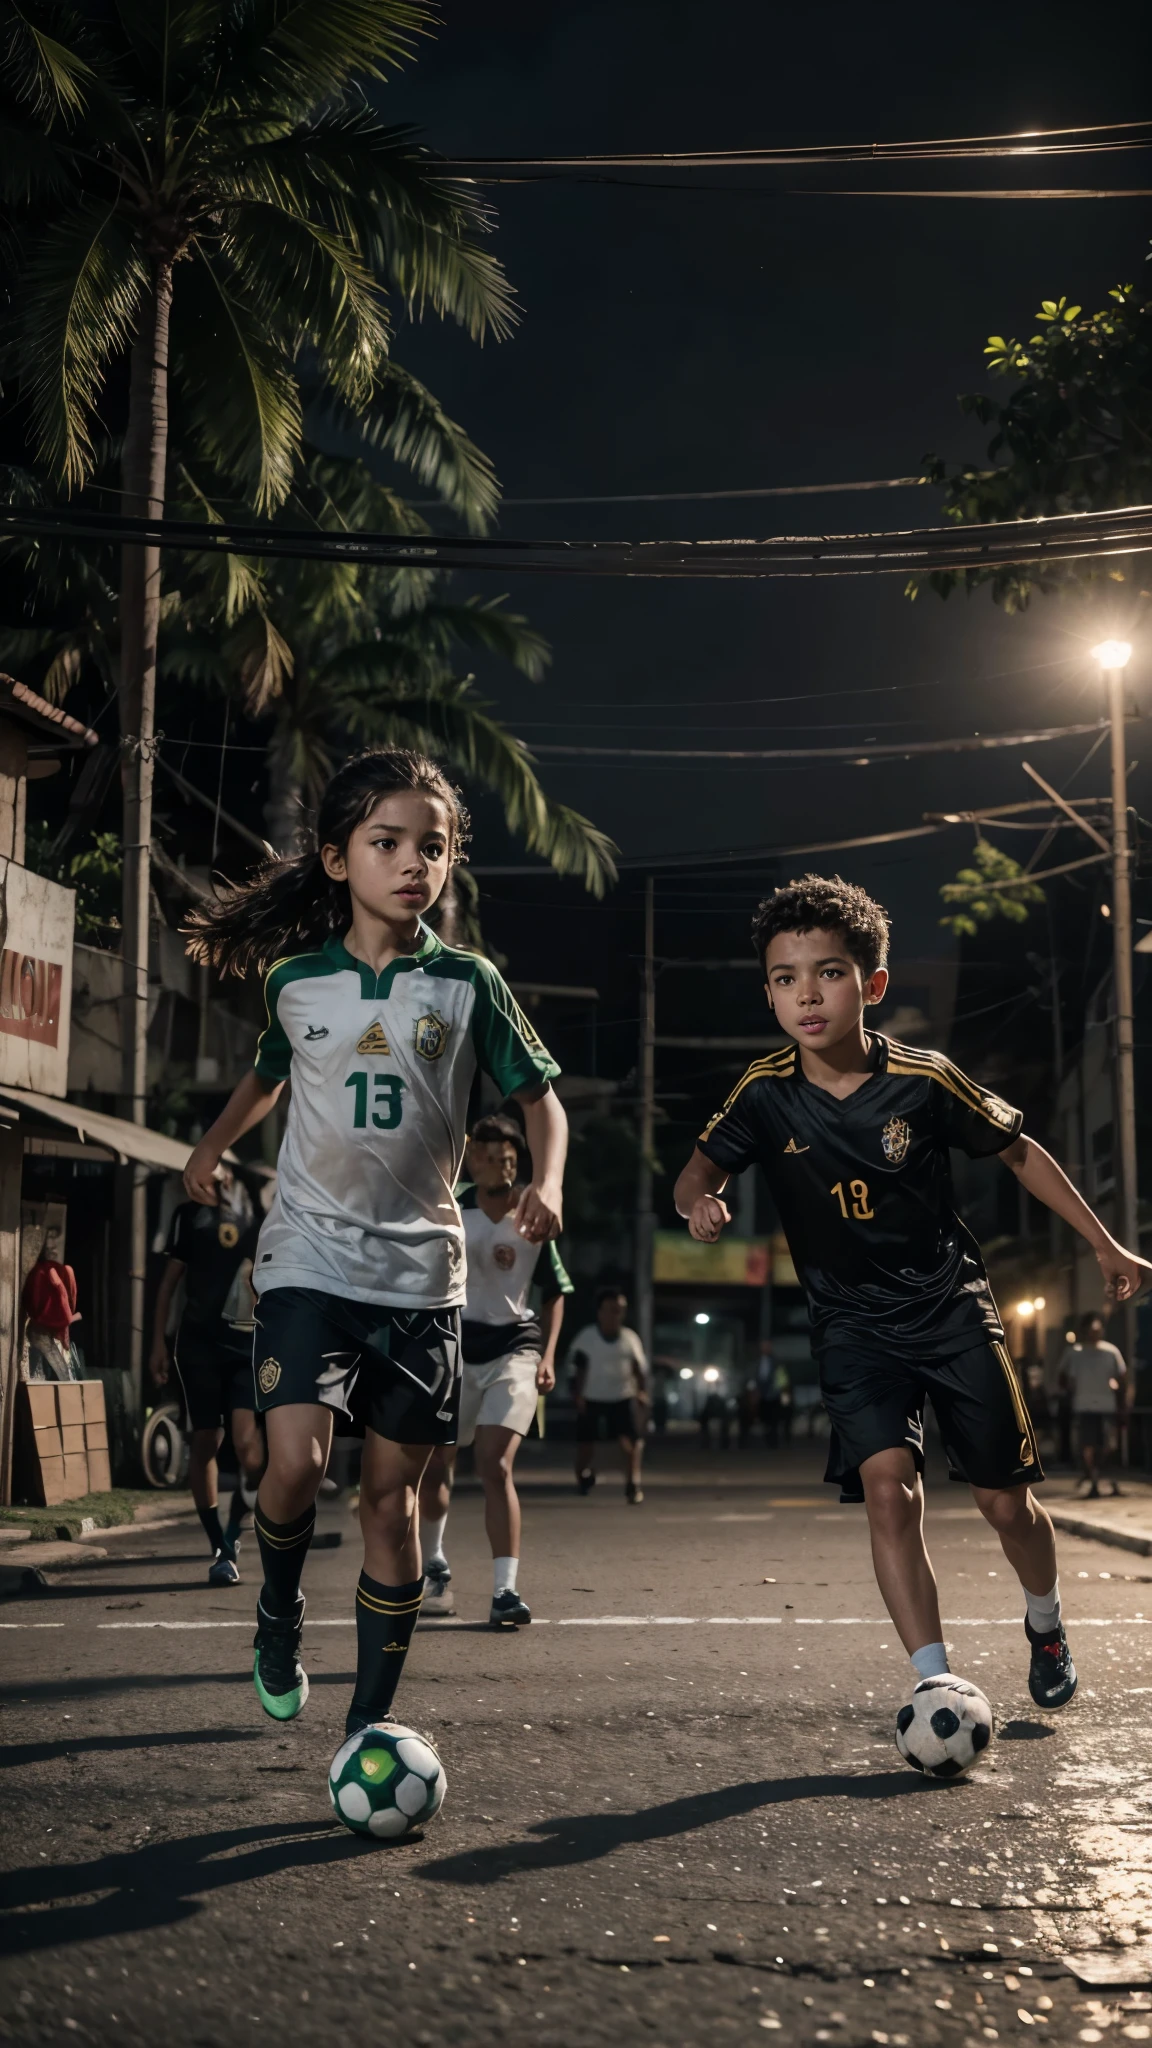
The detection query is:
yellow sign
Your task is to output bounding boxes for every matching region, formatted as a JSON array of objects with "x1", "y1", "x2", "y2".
[{"x1": 652, "y1": 1232, "x2": 797, "y2": 1288}]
